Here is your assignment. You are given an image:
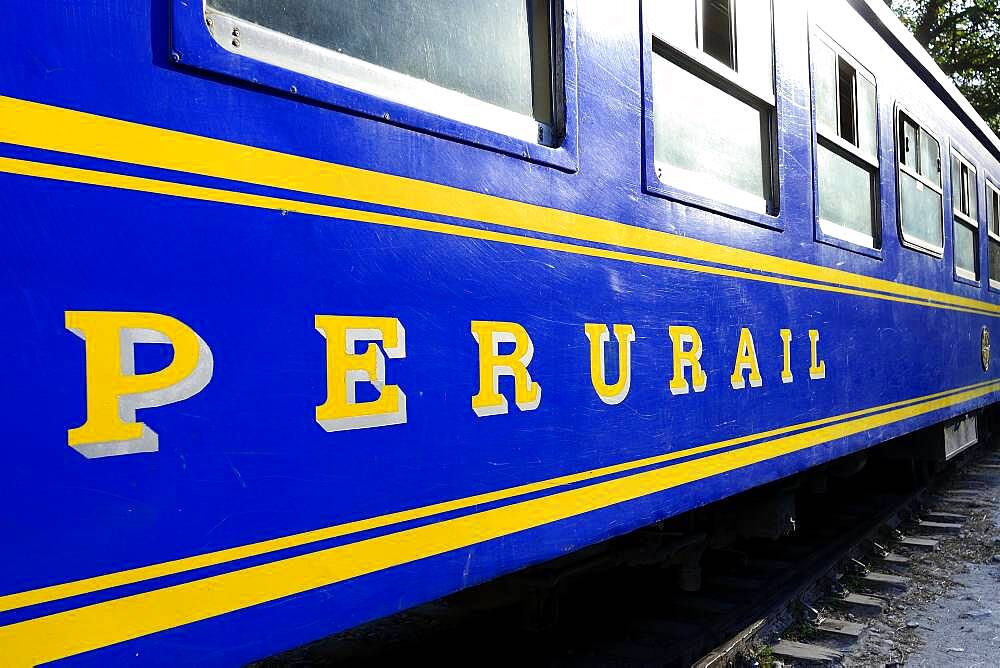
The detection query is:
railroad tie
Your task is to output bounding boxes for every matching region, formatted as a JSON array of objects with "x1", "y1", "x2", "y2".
[{"x1": 770, "y1": 639, "x2": 844, "y2": 665}]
